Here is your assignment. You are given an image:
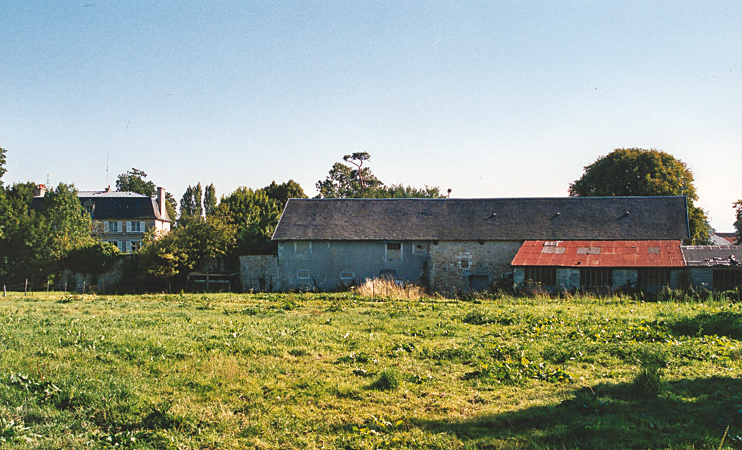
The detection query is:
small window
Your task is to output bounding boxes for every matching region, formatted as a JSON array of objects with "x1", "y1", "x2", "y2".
[
  {"x1": 130, "y1": 240, "x2": 142, "y2": 252},
  {"x1": 130, "y1": 221, "x2": 142, "y2": 232},
  {"x1": 297, "y1": 269, "x2": 311, "y2": 279},
  {"x1": 85, "y1": 204, "x2": 94, "y2": 215},
  {"x1": 385, "y1": 242, "x2": 402, "y2": 261},
  {"x1": 577, "y1": 247, "x2": 602, "y2": 255},
  {"x1": 109, "y1": 221, "x2": 119, "y2": 232},
  {"x1": 648, "y1": 247, "x2": 661, "y2": 254},
  {"x1": 136, "y1": 202, "x2": 141, "y2": 208},
  {"x1": 412, "y1": 242, "x2": 429, "y2": 255},
  {"x1": 294, "y1": 242, "x2": 312, "y2": 254},
  {"x1": 458, "y1": 252, "x2": 471, "y2": 270}
]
